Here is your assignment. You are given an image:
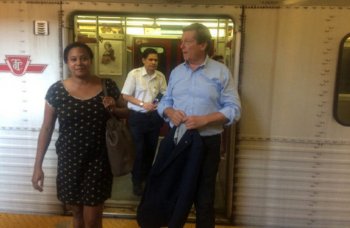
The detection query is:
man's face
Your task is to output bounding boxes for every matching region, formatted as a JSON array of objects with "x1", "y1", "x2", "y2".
[
  {"x1": 142, "y1": 53, "x2": 158, "y2": 73},
  {"x1": 180, "y1": 30, "x2": 206, "y2": 64}
]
